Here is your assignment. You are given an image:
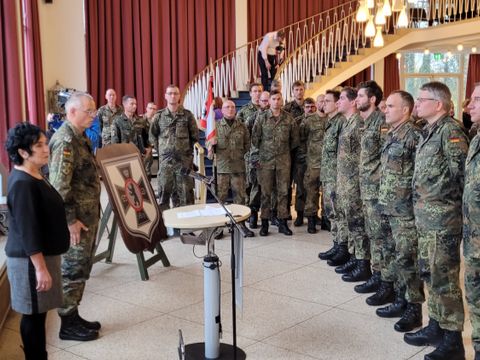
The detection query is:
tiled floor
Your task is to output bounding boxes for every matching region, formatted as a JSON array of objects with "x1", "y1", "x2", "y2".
[{"x1": 0, "y1": 222, "x2": 476, "y2": 359}]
